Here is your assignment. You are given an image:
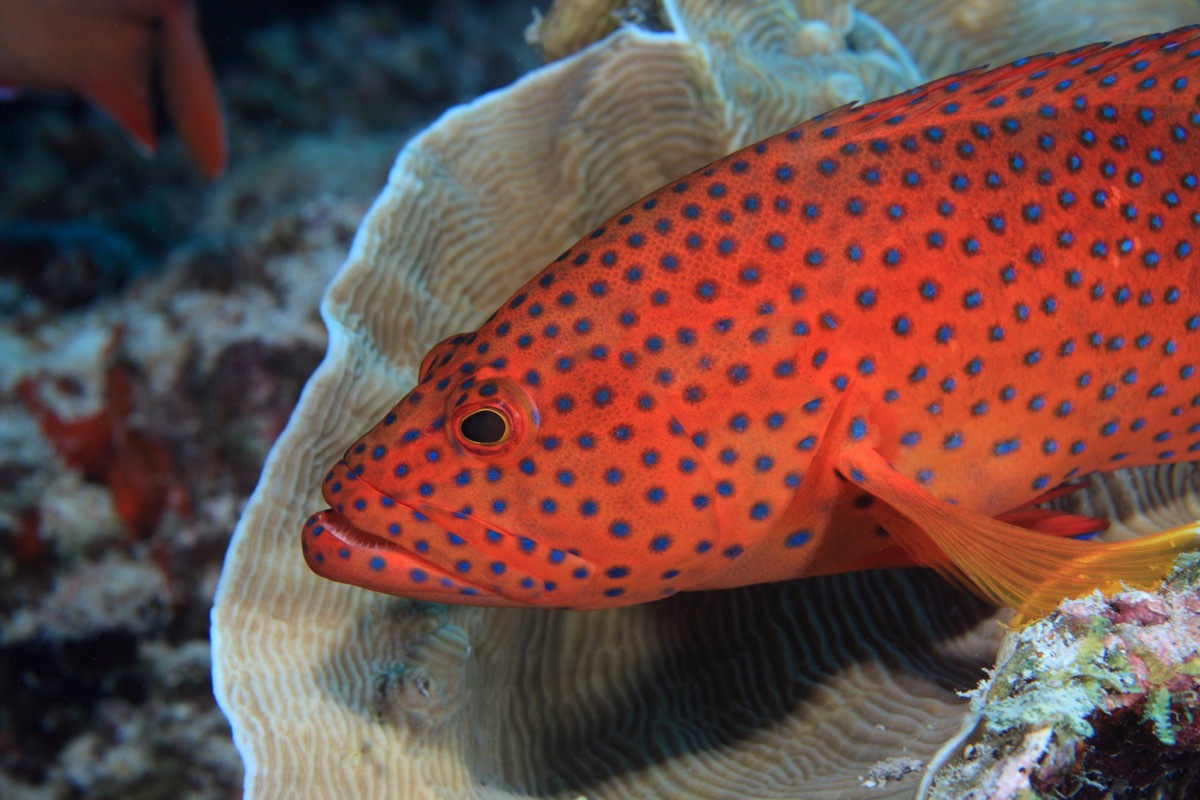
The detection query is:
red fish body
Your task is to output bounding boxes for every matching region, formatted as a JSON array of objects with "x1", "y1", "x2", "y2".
[{"x1": 304, "y1": 28, "x2": 1200, "y2": 614}]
